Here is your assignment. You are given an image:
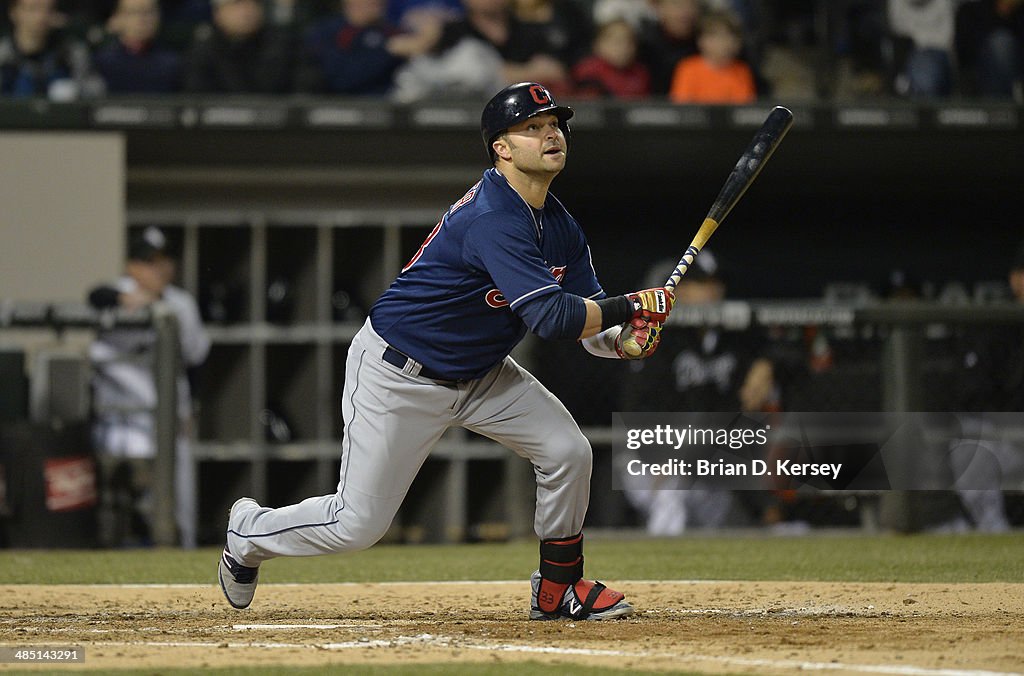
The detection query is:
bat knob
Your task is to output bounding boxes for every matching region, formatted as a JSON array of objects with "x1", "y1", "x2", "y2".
[{"x1": 620, "y1": 335, "x2": 642, "y2": 358}]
